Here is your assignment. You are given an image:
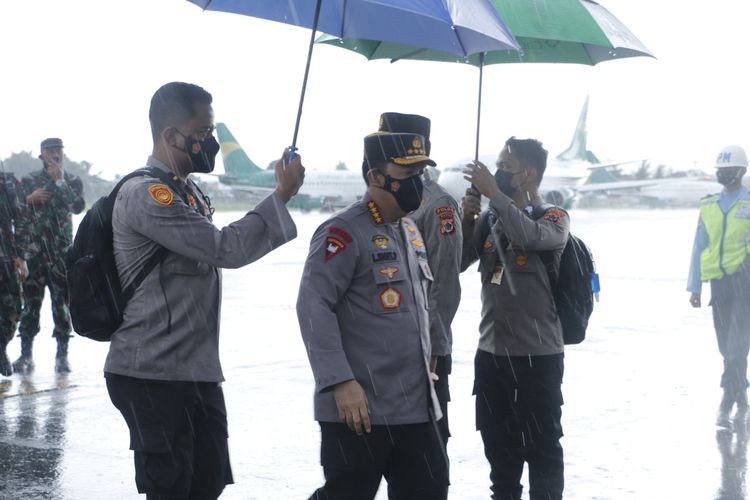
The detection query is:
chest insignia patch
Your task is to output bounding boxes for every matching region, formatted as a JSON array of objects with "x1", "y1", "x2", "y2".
[
  {"x1": 379, "y1": 266, "x2": 399, "y2": 279},
  {"x1": 372, "y1": 234, "x2": 390, "y2": 249},
  {"x1": 148, "y1": 184, "x2": 174, "y2": 206},
  {"x1": 515, "y1": 255, "x2": 528, "y2": 267},
  {"x1": 380, "y1": 287, "x2": 402, "y2": 310}
]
